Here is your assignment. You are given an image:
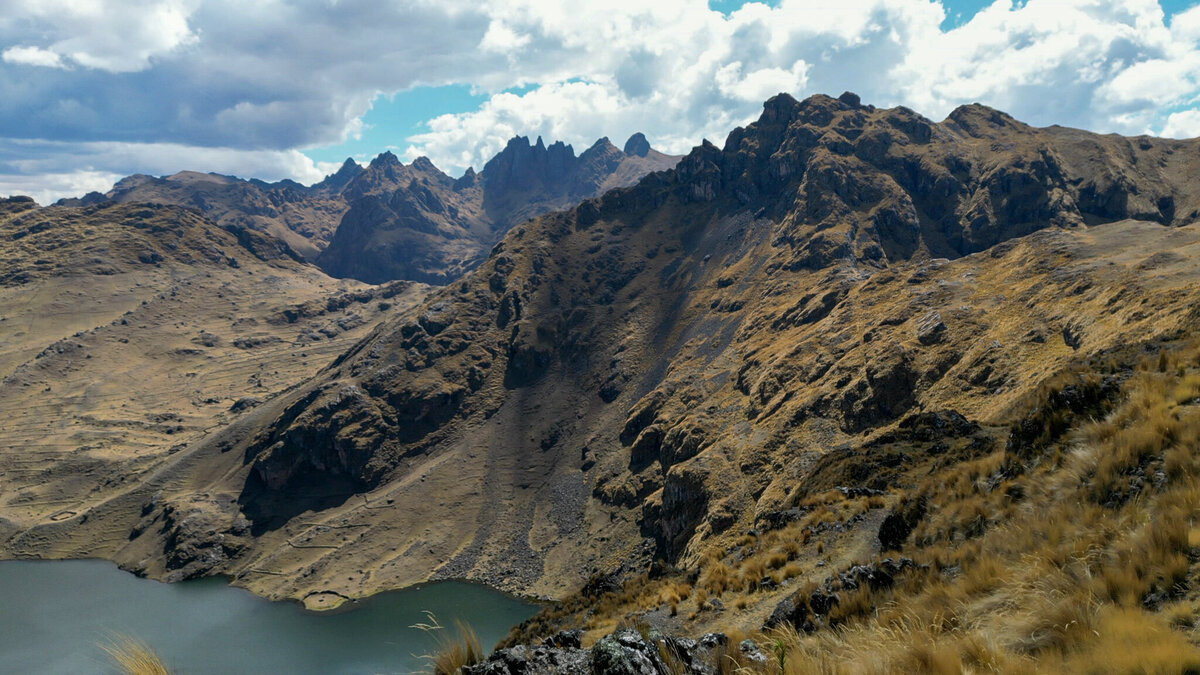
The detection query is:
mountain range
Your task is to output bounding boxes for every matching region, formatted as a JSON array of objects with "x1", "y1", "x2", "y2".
[
  {"x1": 69, "y1": 134, "x2": 678, "y2": 285},
  {"x1": 4, "y1": 93, "x2": 1200, "y2": 668}
]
